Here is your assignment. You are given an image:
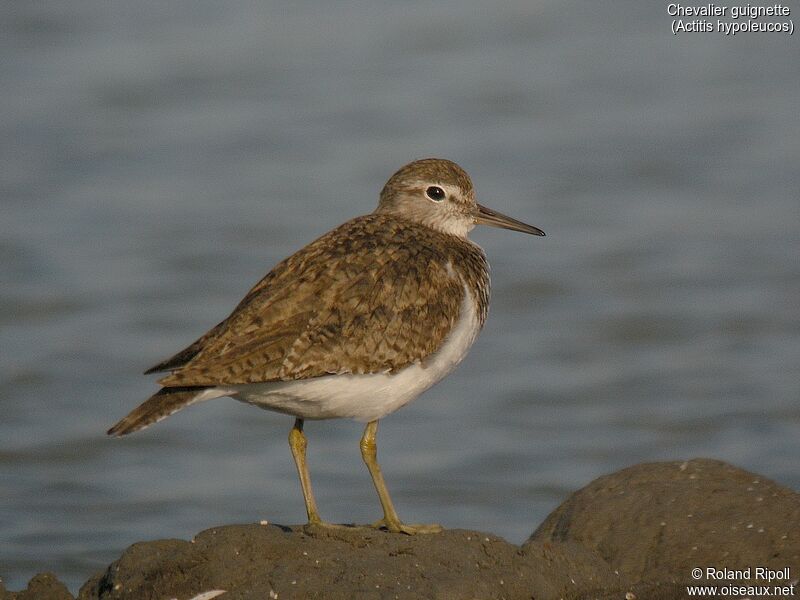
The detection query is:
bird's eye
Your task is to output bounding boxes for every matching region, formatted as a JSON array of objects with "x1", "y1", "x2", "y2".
[{"x1": 425, "y1": 186, "x2": 446, "y2": 202}]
